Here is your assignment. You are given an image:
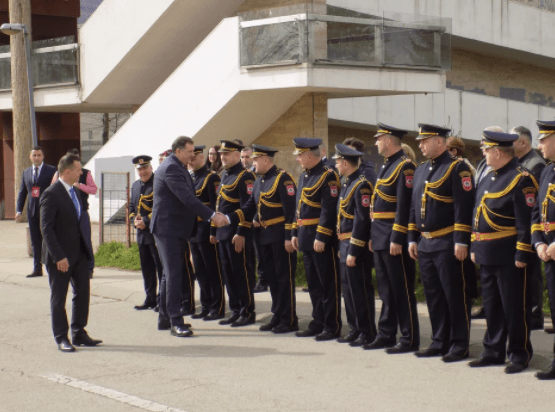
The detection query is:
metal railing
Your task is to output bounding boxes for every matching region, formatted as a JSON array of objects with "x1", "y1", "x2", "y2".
[
  {"x1": 0, "y1": 35, "x2": 79, "y2": 91},
  {"x1": 239, "y1": 9, "x2": 451, "y2": 71},
  {"x1": 99, "y1": 172, "x2": 136, "y2": 247}
]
